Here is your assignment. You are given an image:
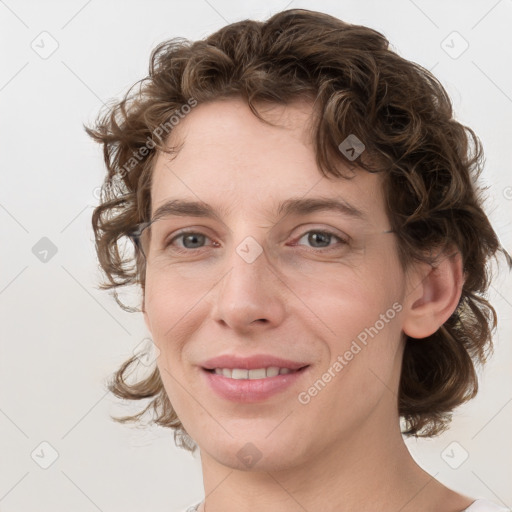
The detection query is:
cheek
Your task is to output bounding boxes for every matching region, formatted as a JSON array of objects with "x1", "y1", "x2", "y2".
[
  {"x1": 292, "y1": 259, "x2": 403, "y2": 331},
  {"x1": 292, "y1": 255, "x2": 406, "y2": 397},
  {"x1": 143, "y1": 275, "x2": 195, "y2": 410},
  {"x1": 143, "y1": 269, "x2": 202, "y2": 360},
  {"x1": 144, "y1": 264, "x2": 209, "y2": 320},
  {"x1": 297, "y1": 272, "x2": 404, "y2": 425}
]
